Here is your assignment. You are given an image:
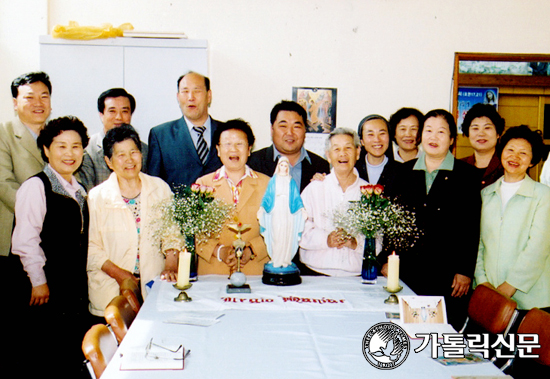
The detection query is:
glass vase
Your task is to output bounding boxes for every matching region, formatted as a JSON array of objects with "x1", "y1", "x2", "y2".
[
  {"x1": 186, "y1": 234, "x2": 198, "y2": 281},
  {"x1": 361, "y1": 237, "x2": 377, "y2": 284}
]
